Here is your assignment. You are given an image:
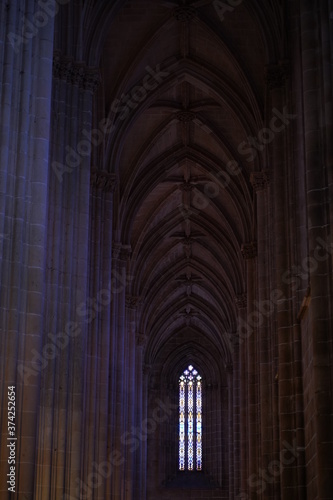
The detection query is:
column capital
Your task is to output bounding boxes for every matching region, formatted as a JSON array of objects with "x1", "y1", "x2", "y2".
[
  {"x1": 225, "y1": 363, "x2": 233, "y2": 374},
  {"x1": 136, "y1": 332, "x2": 147, "y2": 347},
  {"x1": 53, "y1": 51, "x2": 100, "y2": 93},
  {"x1": 126, "y1": 295, "x2": 140, "y2": 309},
  {"x1": 91, "y1": 169, "x2": 117, "y2": 192},
  {"x1": 228, "y1": 331, "x2": 240, "y2": 349},
  {"x1": 241, "y1": 241, "x2": 257, "y2": 259},
  {"x1": 112, "y1": 242, "x2": 122, "y2": 260},
  {"x1": 112, "y1": 242, "x2": 132, "y2": 261},
  {"x1": 234, "y1": 294, "x2": 247, "y2": 309},
  {"x1": 250, "y1": 170, "x2": 270, "y2": 192},
  {"x1": 265, "y1": 61, "x2": 289, "y2": 90},
  {"x1": 120, "y1": 245, "x2": 132, "y2": 261},
  {"x1": 143, "y1": 363, "x2": 151, "y2": 375}
]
